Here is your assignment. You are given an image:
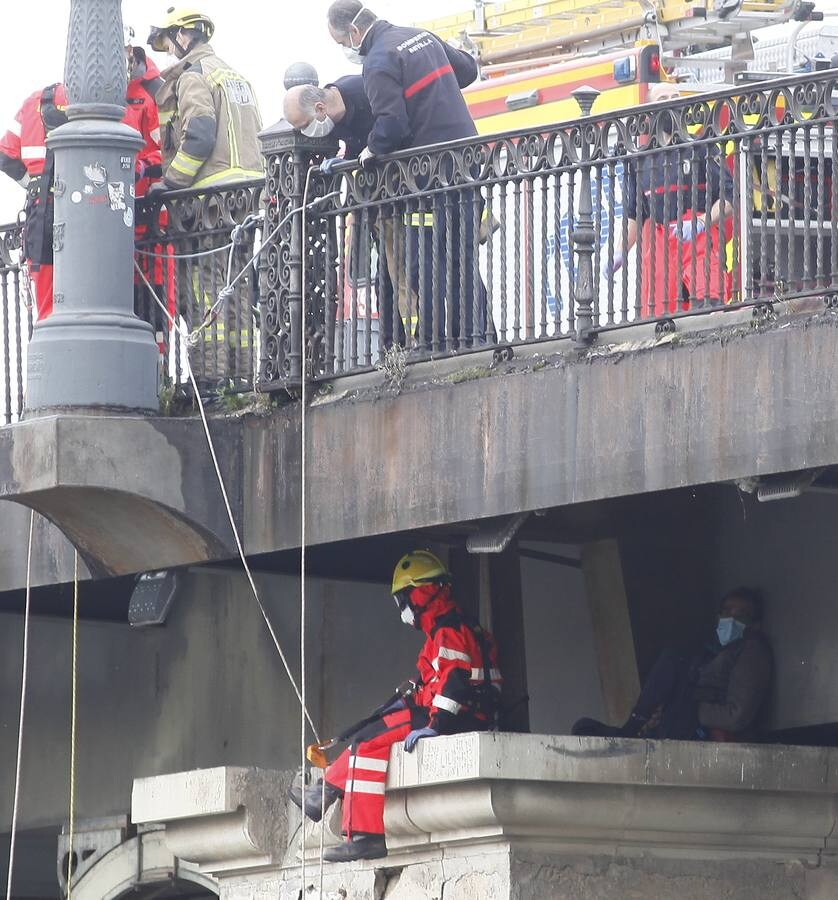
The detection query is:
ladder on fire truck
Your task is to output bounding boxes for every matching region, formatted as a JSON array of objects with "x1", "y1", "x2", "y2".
[{"x1": 419, "y1": 0, "x2": 802, "y2": 67}]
